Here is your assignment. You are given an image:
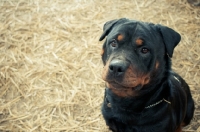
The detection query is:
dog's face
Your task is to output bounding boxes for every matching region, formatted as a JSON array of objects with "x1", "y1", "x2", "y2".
[{"x1": 99, "y1": 18, "x2": 181, "y2": 97}]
